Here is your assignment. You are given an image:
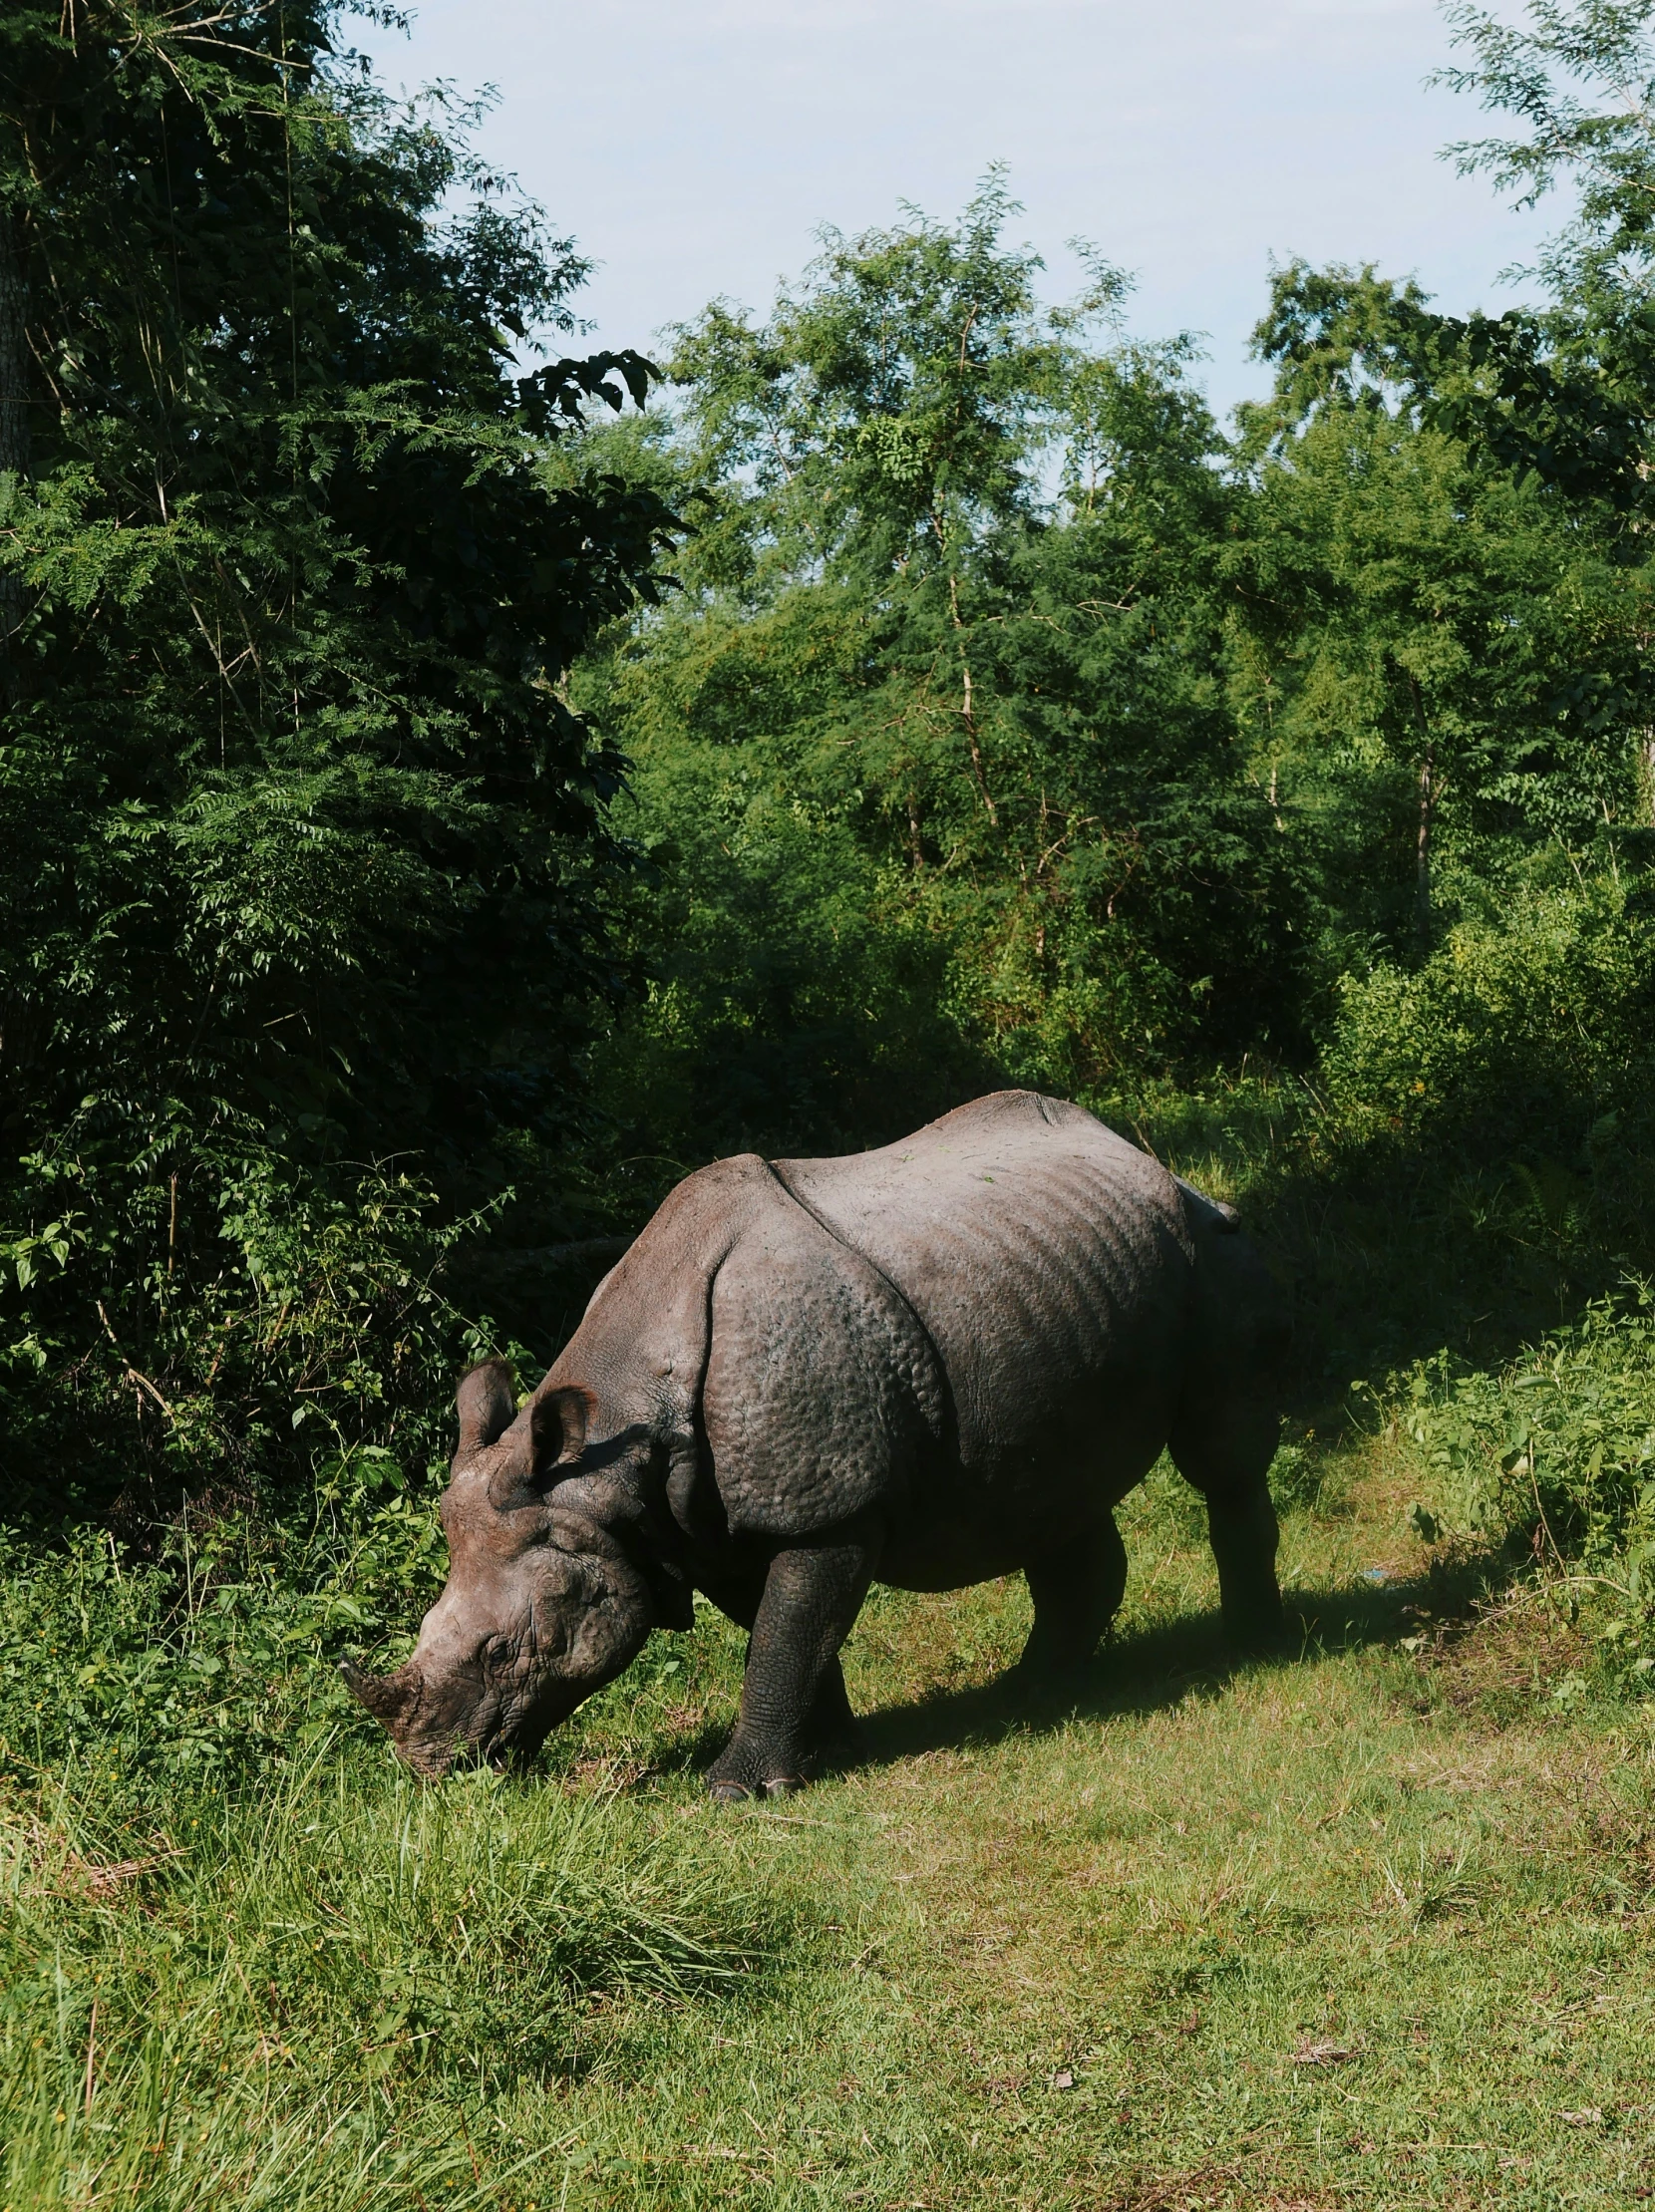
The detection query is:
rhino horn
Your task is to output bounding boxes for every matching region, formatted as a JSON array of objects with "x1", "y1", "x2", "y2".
[{"x1": 340, "y1": 1656, "x2": 421, "y2": 1731}]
